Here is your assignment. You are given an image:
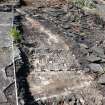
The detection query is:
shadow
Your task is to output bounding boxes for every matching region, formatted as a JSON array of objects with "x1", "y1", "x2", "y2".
[
  {"x1": 16, "y1": 47, "x2": 39, "y2": 105},
  {"x1": 20, "y1": 0, "x2": 32, "y2": 6},
  {"x1": 13, "y1": 12, "x2": 39, "y2": 105},
  {"x1": 20, "y1": 0, "x2": 27, "y2": 6}
]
